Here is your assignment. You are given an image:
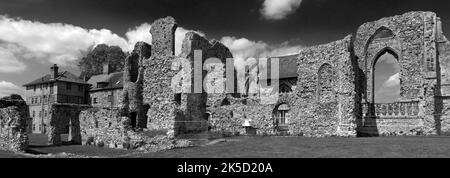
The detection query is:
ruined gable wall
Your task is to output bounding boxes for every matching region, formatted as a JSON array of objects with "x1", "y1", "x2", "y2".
[
  {"x1": 0, "y1": 97, "x2": 29, "y2": 152},
  {"x1": 354, "y1": 11, "x2": 443, "y2": 135}
]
